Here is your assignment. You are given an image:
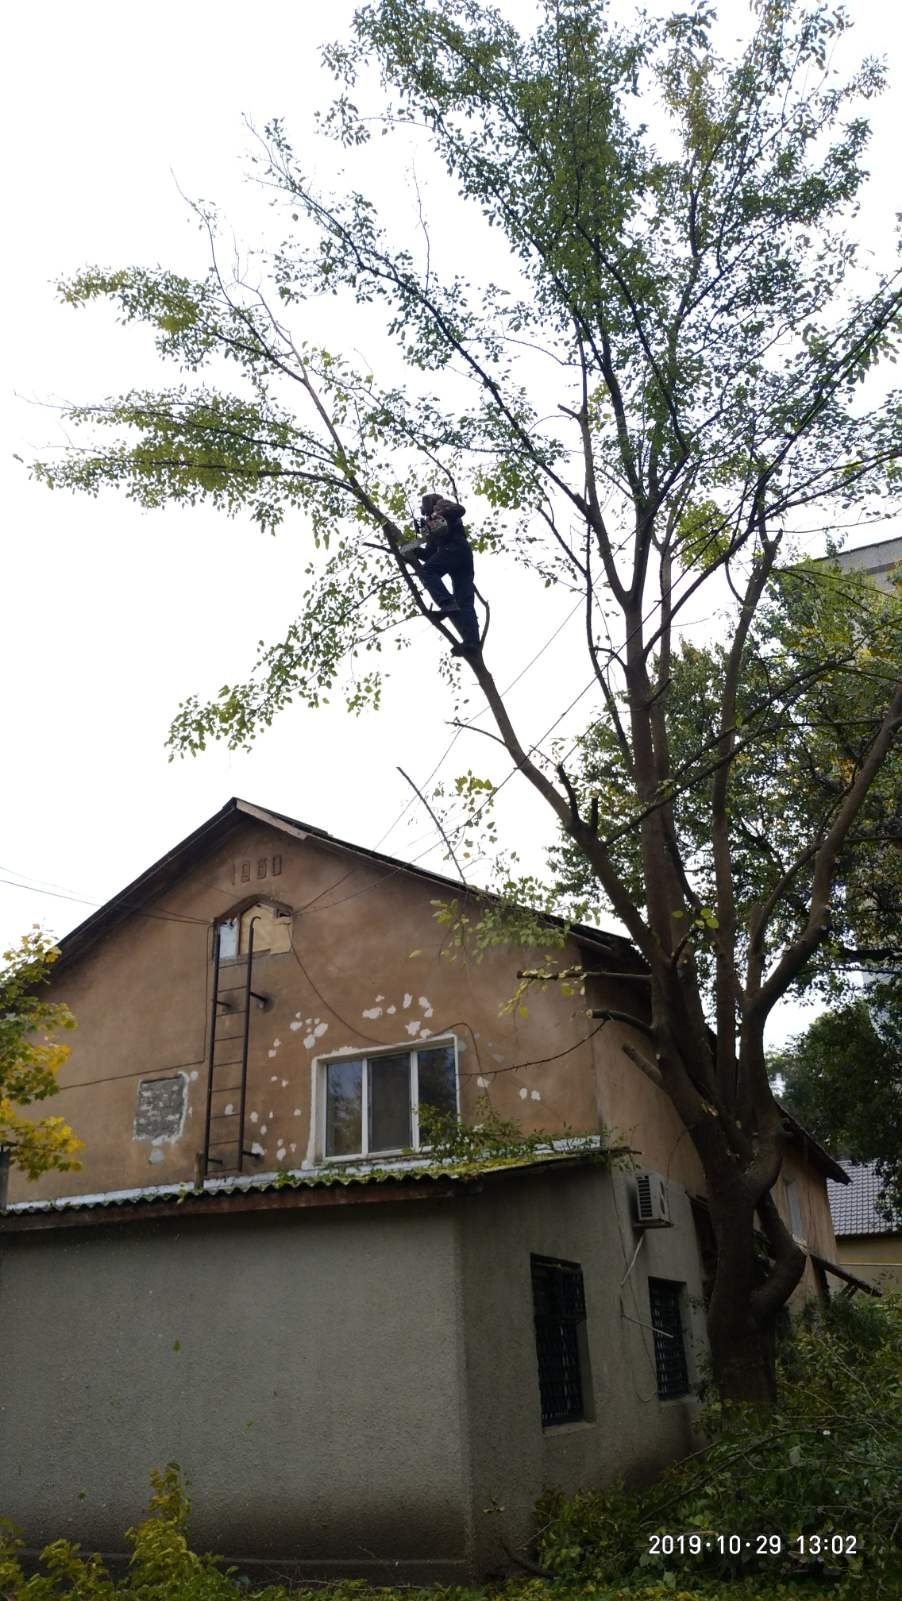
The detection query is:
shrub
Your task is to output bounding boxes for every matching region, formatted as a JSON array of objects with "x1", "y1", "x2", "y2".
[
  {"x1": 0, "y1": 1465, "x2": 238, "y2": 1601},
  {"x1": 536, "y1": 1294, "x2": 902, "y2": 1597}
]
